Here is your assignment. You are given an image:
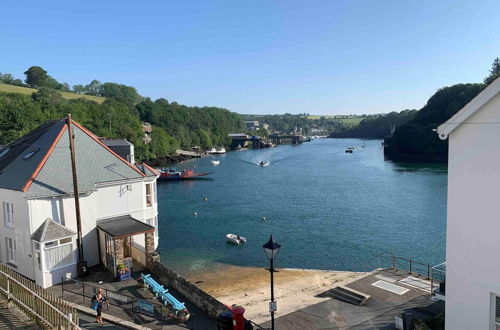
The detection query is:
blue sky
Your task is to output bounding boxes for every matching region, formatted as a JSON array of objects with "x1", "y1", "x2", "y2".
[{"x1": 1, "y1": 1, "x2": 499, "y2": 115}]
